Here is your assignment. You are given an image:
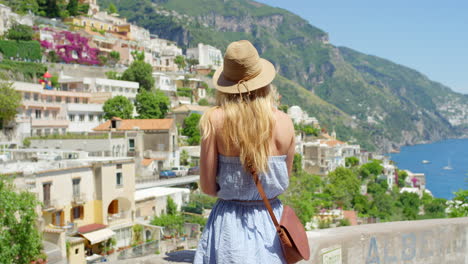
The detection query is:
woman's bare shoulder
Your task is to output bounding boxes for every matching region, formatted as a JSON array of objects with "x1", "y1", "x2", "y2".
[{"x1": 274, "y1": 110, "x2": 294, "y2": 133}]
